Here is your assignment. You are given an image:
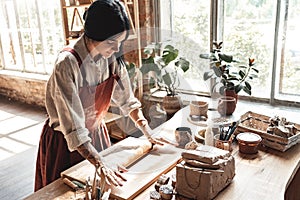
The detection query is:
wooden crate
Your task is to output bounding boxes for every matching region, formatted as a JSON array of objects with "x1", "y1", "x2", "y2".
[{"x1": 237, "y1": 111, "x2": 300, "y2": 152}]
